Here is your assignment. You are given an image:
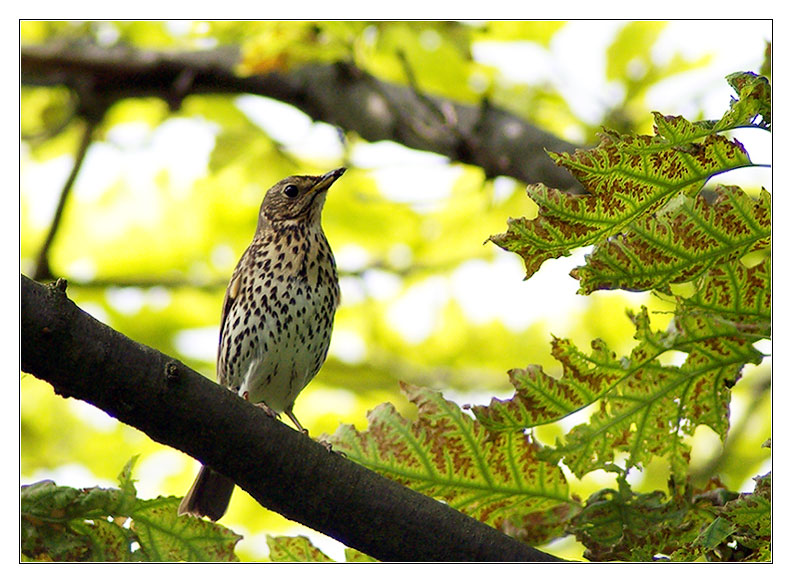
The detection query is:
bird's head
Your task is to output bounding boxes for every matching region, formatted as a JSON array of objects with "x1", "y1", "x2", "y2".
[{"x1": 258, "y1": 168, "x2": 346, "y2": 229}]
